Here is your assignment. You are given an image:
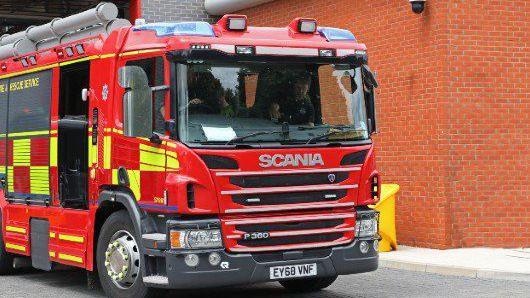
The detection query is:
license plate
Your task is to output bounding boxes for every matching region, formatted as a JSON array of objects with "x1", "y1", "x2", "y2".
[{"x1": 269, "y1": 263, "x2": 317, "y2": 280}]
